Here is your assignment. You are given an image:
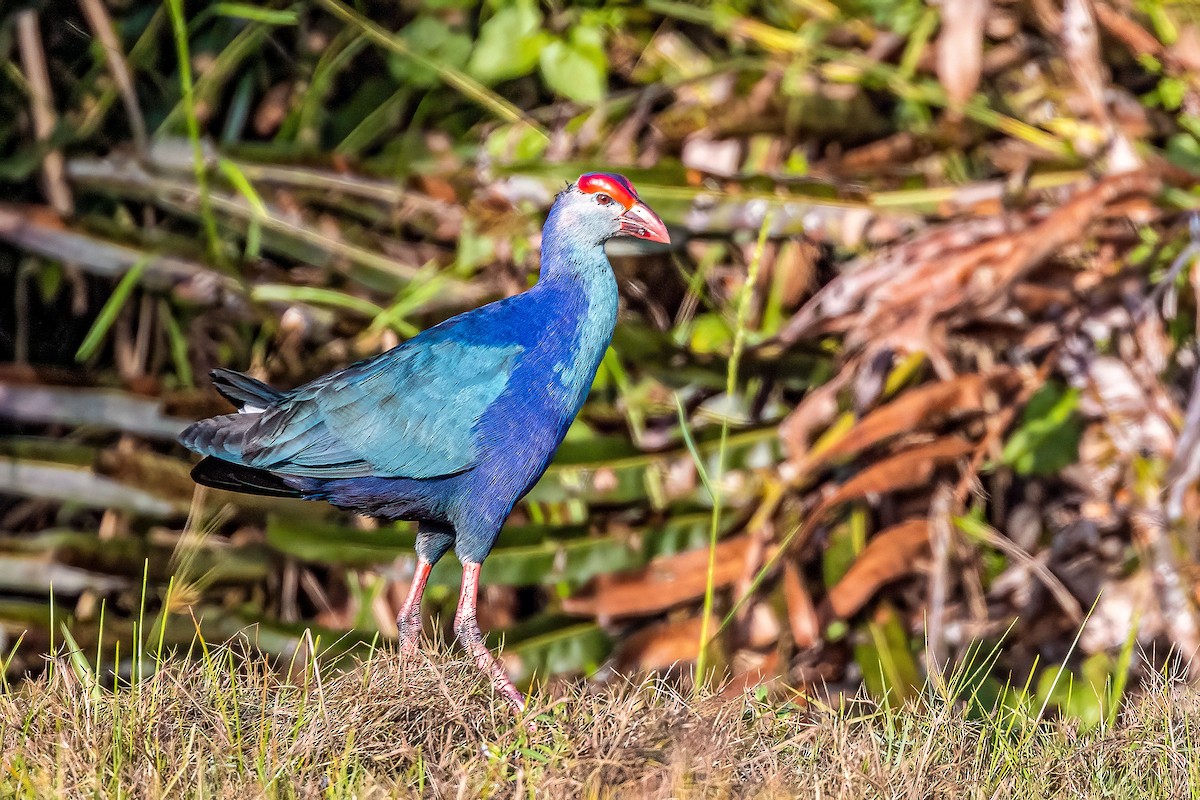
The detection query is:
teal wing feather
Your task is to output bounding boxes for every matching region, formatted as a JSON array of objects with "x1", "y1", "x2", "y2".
[{"x1": 236, "y1": 337, "x2": 523, "y2": 479}]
